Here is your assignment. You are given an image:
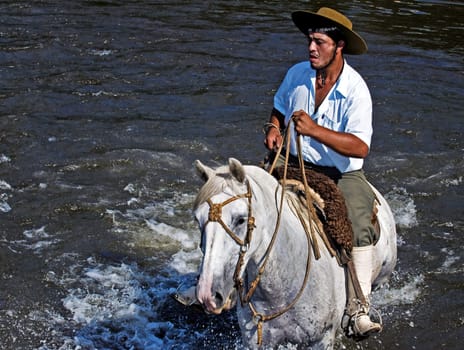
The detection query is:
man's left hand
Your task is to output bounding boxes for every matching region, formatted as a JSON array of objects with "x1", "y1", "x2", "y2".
[{"x1": 292, "y1": 110, "x2": 318, "y2": 136}]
